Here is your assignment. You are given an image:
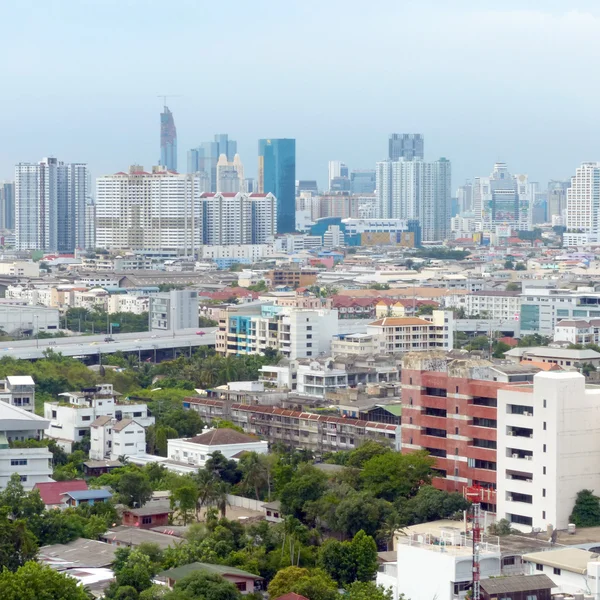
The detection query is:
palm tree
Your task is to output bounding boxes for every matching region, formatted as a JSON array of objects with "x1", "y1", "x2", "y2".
[
  {"x1": 220, "y1": 356, "x2": 239, "y2": 383},
  {"x1": 213, "y1": 481, "x2": 230, "y2": 519},
  {"x1": 241, "y1": 452, "x2": 267, "y2": 500},
  {"x1": 200, "y1": 356, "x2": 222, "y2": 388},
  {"x1": 195, "y1": 469, "x2": 218, "y2": 520}
]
